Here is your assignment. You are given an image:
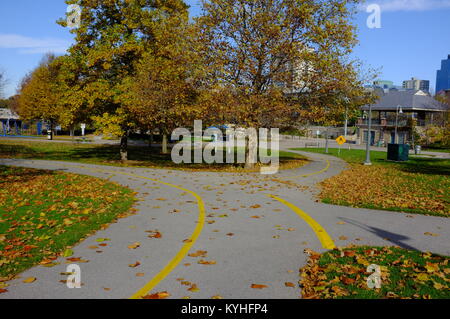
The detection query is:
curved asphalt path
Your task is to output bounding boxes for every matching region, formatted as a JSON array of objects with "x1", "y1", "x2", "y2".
[{"x1": 1, "y1": 144, "x2": 449, "y2": 299}]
